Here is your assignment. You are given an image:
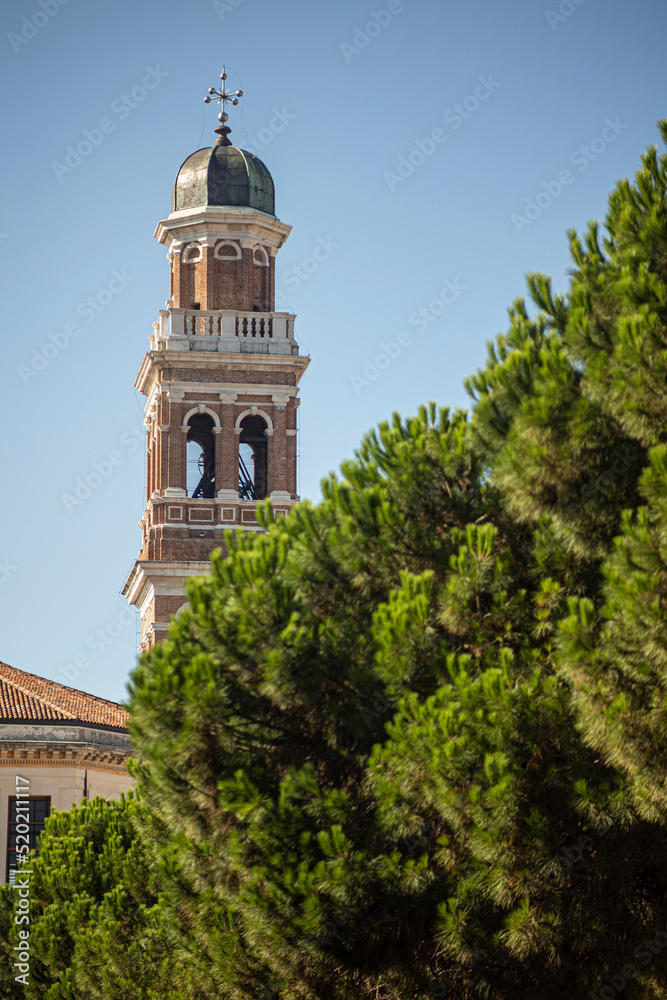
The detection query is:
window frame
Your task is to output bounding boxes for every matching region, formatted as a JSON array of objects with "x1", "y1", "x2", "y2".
[{"x1": 6, "y1": 795, "x2": 51, "y2": 884}]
